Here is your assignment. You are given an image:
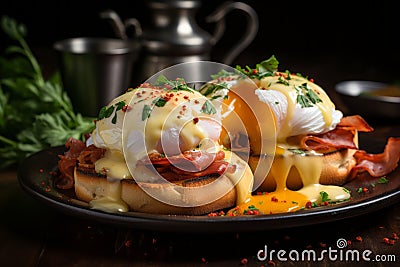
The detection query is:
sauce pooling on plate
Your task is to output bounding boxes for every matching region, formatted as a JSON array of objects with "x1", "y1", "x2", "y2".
[{"x1": 227, "y1": 148, "x2": 351, "y2": 216}]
